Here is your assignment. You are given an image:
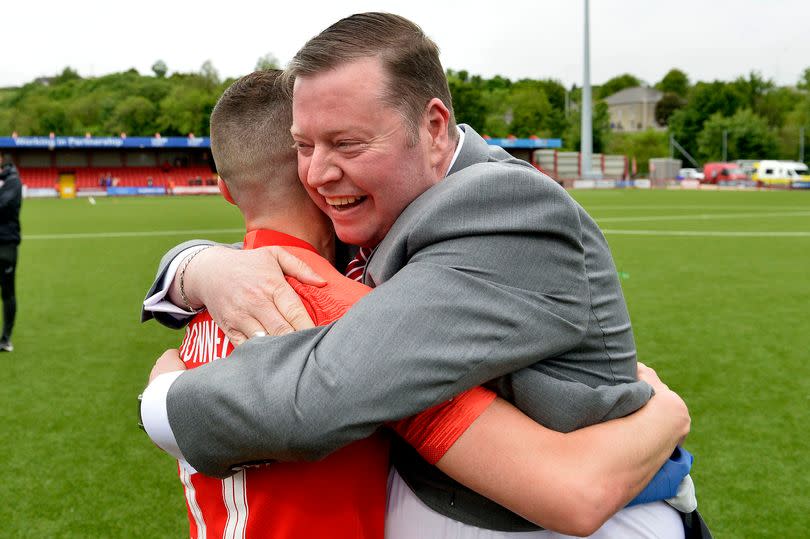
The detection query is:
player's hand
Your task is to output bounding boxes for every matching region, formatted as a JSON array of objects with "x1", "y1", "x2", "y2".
[
  {"x1": 182, "y1": 246, "x2": 324, "y2": 345},
  {"x1": 149, "y1": 349, "x2": 186, "y2": 383},
  {"x1": 637, "y1": 362, "x2": 691, "y2": 445}
]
